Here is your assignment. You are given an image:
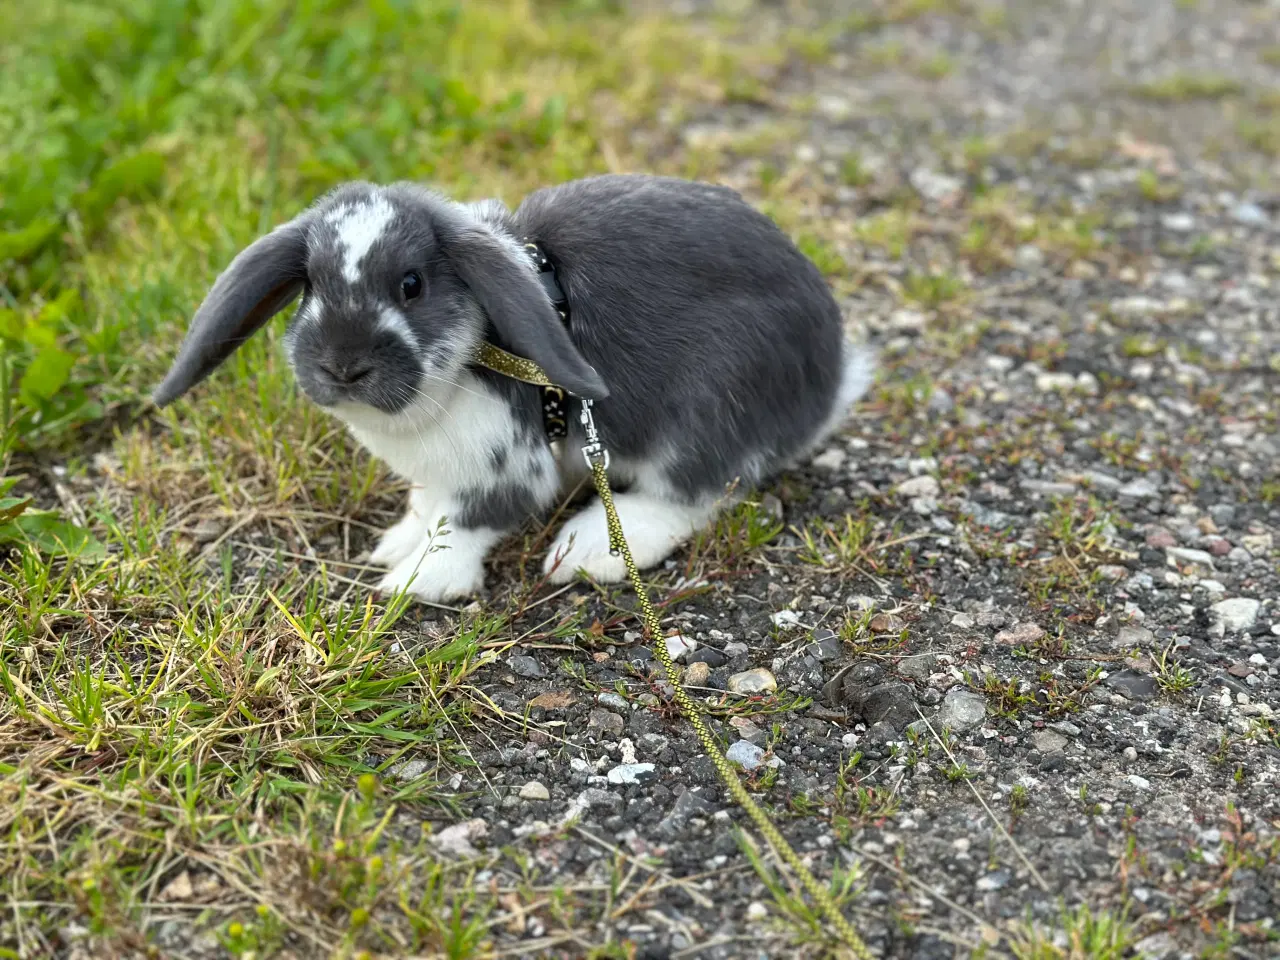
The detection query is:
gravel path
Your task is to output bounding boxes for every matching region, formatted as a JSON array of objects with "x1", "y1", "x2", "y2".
[{"x1": 409, "y1": 2, "x2": 1280, "y2": 957}]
